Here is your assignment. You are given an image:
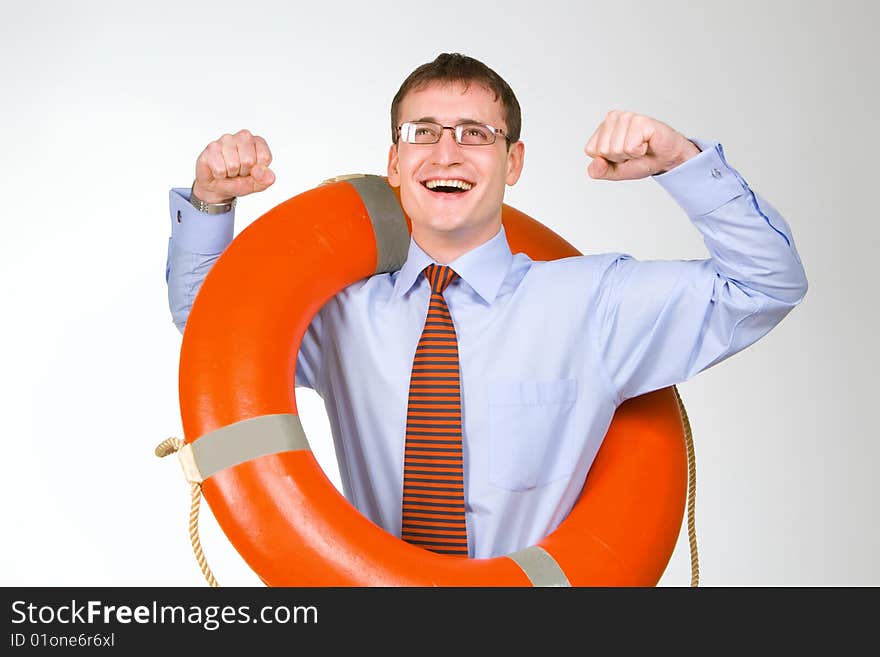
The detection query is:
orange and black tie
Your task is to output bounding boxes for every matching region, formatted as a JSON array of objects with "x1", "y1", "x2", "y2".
[{"x1": 401, "y1": 264, "x2": 468, "y2": 556}]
